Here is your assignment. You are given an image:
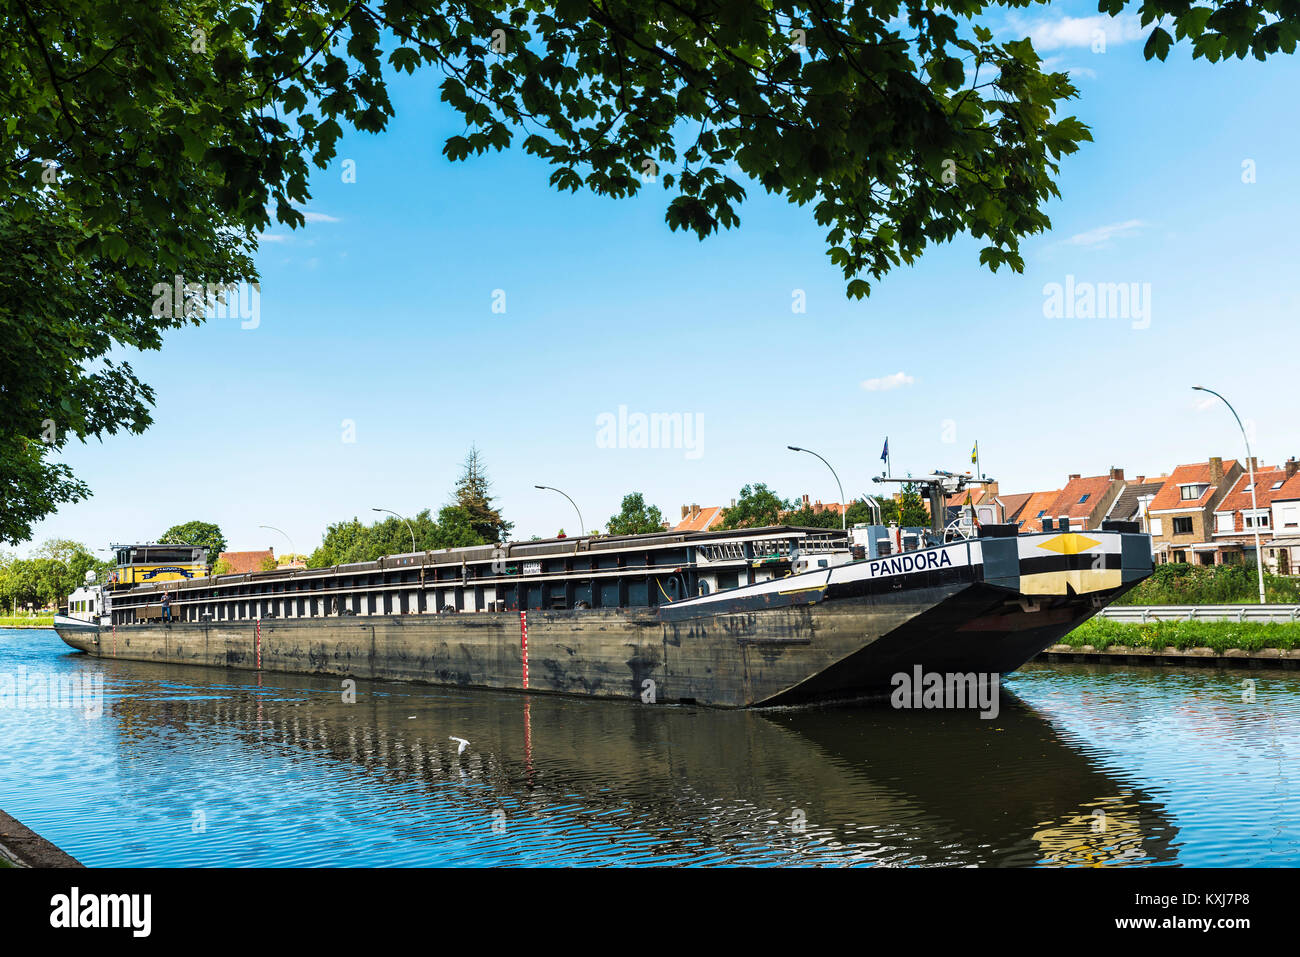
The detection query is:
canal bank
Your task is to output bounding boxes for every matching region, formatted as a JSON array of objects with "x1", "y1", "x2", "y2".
[
  {"x1": 1038, "y1": 645, "x2": 1300, "y2": 668},
  {"x1": 0, "y1": 810, "x2": 83, "y2": 867}
]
